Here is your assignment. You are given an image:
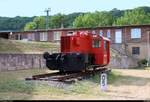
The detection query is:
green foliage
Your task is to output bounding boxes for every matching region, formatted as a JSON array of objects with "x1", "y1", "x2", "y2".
[
  {"x1": 73, "y1": 11, "x2": 113, "y2": 28},
  {"x1": 24, "y1": 22, "x2": 37, "y2": 31},
  {"x1": 0, "y1": 80, "x2": 34, "y2": 94},
  {"x1": 0, "y1": 38, "x2": 59, "y2": 53},
  {"x1": 24, "y1": 16, "x2": 45, "y2": 30},
  {"x1": 65, "y1": 12, "x2": 84, "y2": 28},
  {"x1": 33, "y1": 16, "x2": 46, "y2": 29},
  {"x1": 0, "y1": 6, "x2": 149, "y2": 31},
  {"x1": 89, "y1": 70, "x2": 121, "y2": 84},
  {"x1": 114, "y1": 8, "x2": 150, "y2": 25},
  {"x1": 23, "y1": 13, "x2": 83, "y2": 30},
  {"x1": 69, "y1": 81, "x2": 91, "y2": 94},
  {"x1": 110, "y1": 8, "x2": 124, "y2": 19},
  {"x1": 50, "y1": 13, "x2": 66, "y2": 28},
  {"x1": 0, "y1": 16, "x2": 34, "y2": 31},
  {"x1": 72, "y1": 14, "x2": 84, "y2": 28},
  {"x1": 73, "y1": 13, "x2": 97, "y2": 28},
  {"x1": 137, "y1": 59, "x2": 148, "y2": 67}
]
